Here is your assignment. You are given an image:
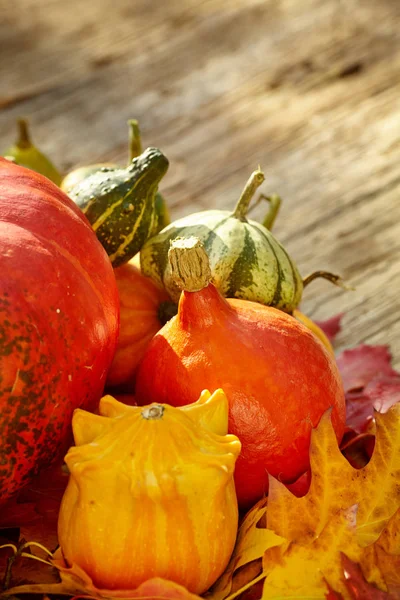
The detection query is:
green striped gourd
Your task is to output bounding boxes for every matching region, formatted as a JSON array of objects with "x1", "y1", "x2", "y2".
[
  {"x1": 62, "y1": 120, "x2": 170, "y2": 236},
  {"x1": 140, "y1": 169, "x2": 303, "y2": 313},
  {"x1": 68, "y1": 147, "x2": 169, "y2": 267}
]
